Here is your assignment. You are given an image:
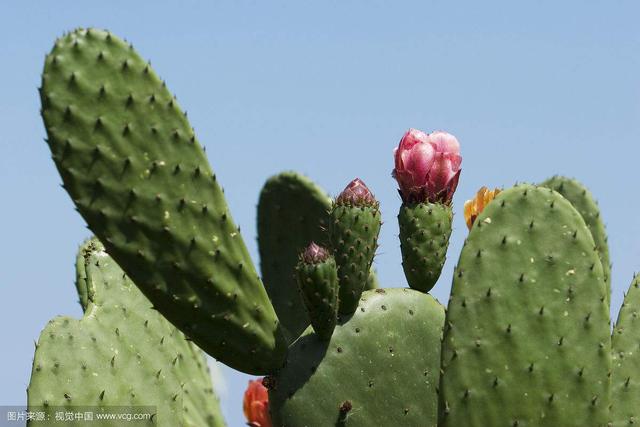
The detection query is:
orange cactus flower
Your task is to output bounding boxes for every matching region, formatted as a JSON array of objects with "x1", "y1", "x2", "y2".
[
  {"x1": 243, "y1": 378, "x2": 272, "y2": 427},
  {"x1": 464, "y1": 187, "x2": 501, "y2": 229}
]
